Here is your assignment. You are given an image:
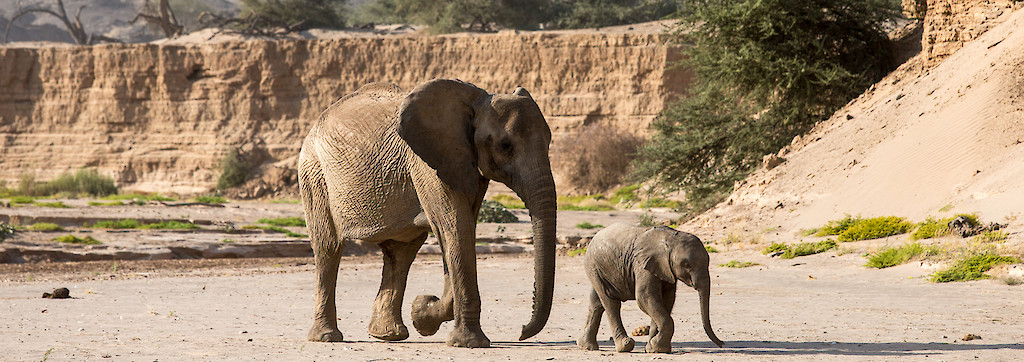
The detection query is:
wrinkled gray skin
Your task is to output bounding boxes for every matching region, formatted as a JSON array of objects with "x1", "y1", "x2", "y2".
[
  {"x1": 298, "y1": 80, "x2": 557, "y2": 348},
  {"x1": 577, "y1": 223, "x2": 724, "y2": 353}
]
